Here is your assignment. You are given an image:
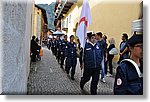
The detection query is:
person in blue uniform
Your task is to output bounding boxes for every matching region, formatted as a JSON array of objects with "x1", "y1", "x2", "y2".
[
  {"x1": 51, "y1": 38, "x2": 56, "y2": 55},
  {"x1": 48, "y1": 38, "x2": 52, "y2": 50},
  {"x1": 55, "y1": 36, "x2": 61, "y2": 63},
  {"x1": 114, "y1": 34, "x2": 143, "y2": 95},
  {"x1": 65, "y1": 35, "x2": 77, "y2": 80},
  {"x1": 60, "y1": 35, "x2": 68, "y2": 69},
  {"x1": 80, "y1": 34, "x2": 103, "y2": 95}
]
